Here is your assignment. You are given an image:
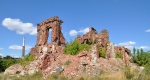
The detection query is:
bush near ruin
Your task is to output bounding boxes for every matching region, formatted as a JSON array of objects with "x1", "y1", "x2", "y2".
[{"x1": 64, "y1": 40, "x2": 90, "y2": 55}]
